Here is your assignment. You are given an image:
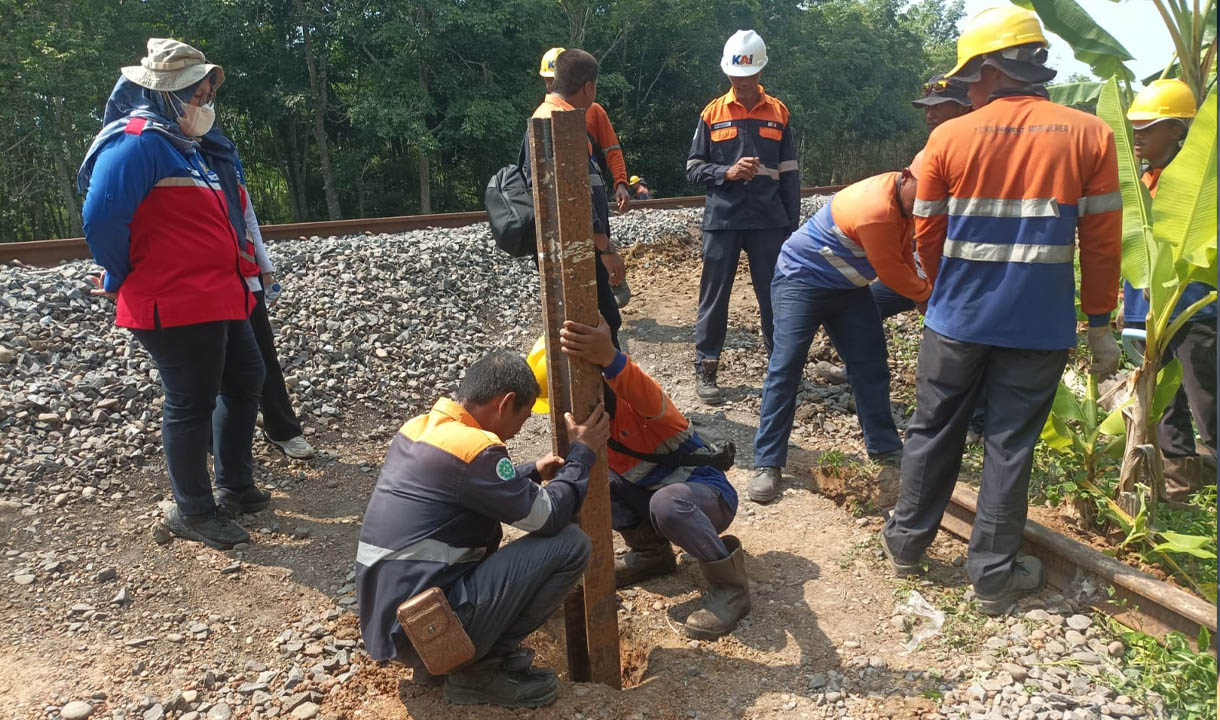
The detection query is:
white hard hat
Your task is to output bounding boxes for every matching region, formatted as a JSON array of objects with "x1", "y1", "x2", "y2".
[{"x1": 721, "y1": 29, "x2": 768, "y2": 77}]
